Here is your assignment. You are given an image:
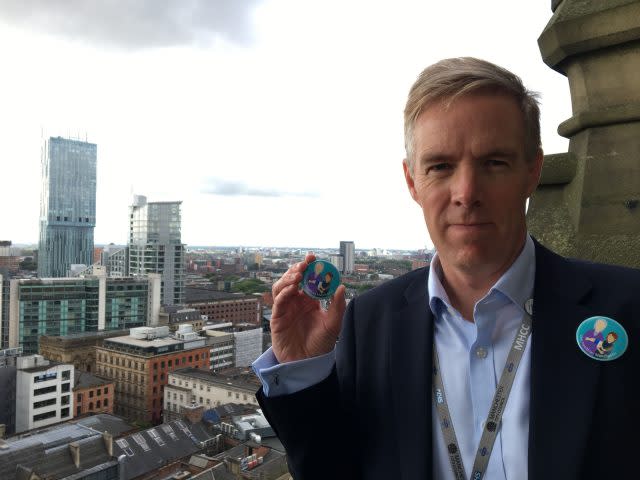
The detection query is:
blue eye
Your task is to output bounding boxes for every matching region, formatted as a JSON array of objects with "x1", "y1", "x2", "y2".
[{"x1": 427, "y1": 163, "x2": 451, "y2": 173}]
